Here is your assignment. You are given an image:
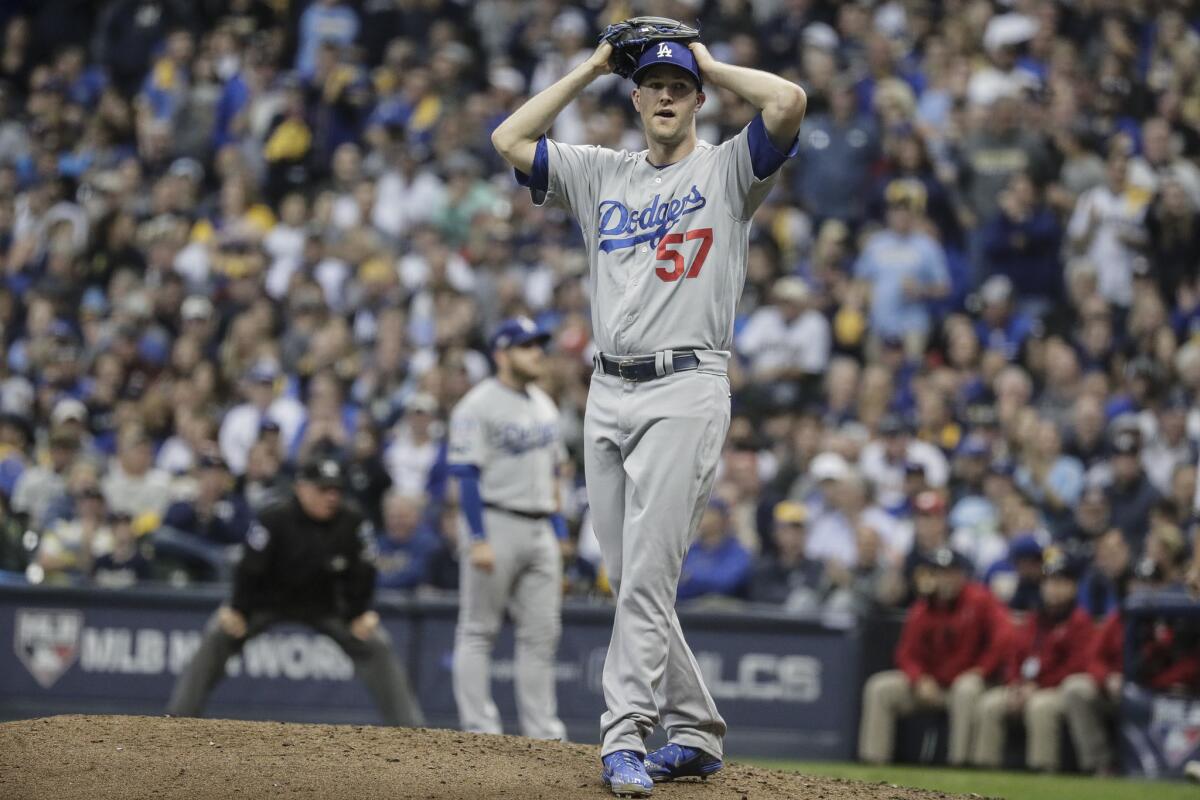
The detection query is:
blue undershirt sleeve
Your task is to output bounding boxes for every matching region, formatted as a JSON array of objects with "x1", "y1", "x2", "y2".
[
  {"x1": 513, "y1": 135, "x2": 549, "y2": 192},
  {"x1": 747, "y1": 112, "x2": 800, "y2": 180},
  {"x1": 549, "y1": 513, "x2": 568, "y2": 541},
  {"x1": 447, "y1": 464, "x2": 486, "y2": 540}
]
